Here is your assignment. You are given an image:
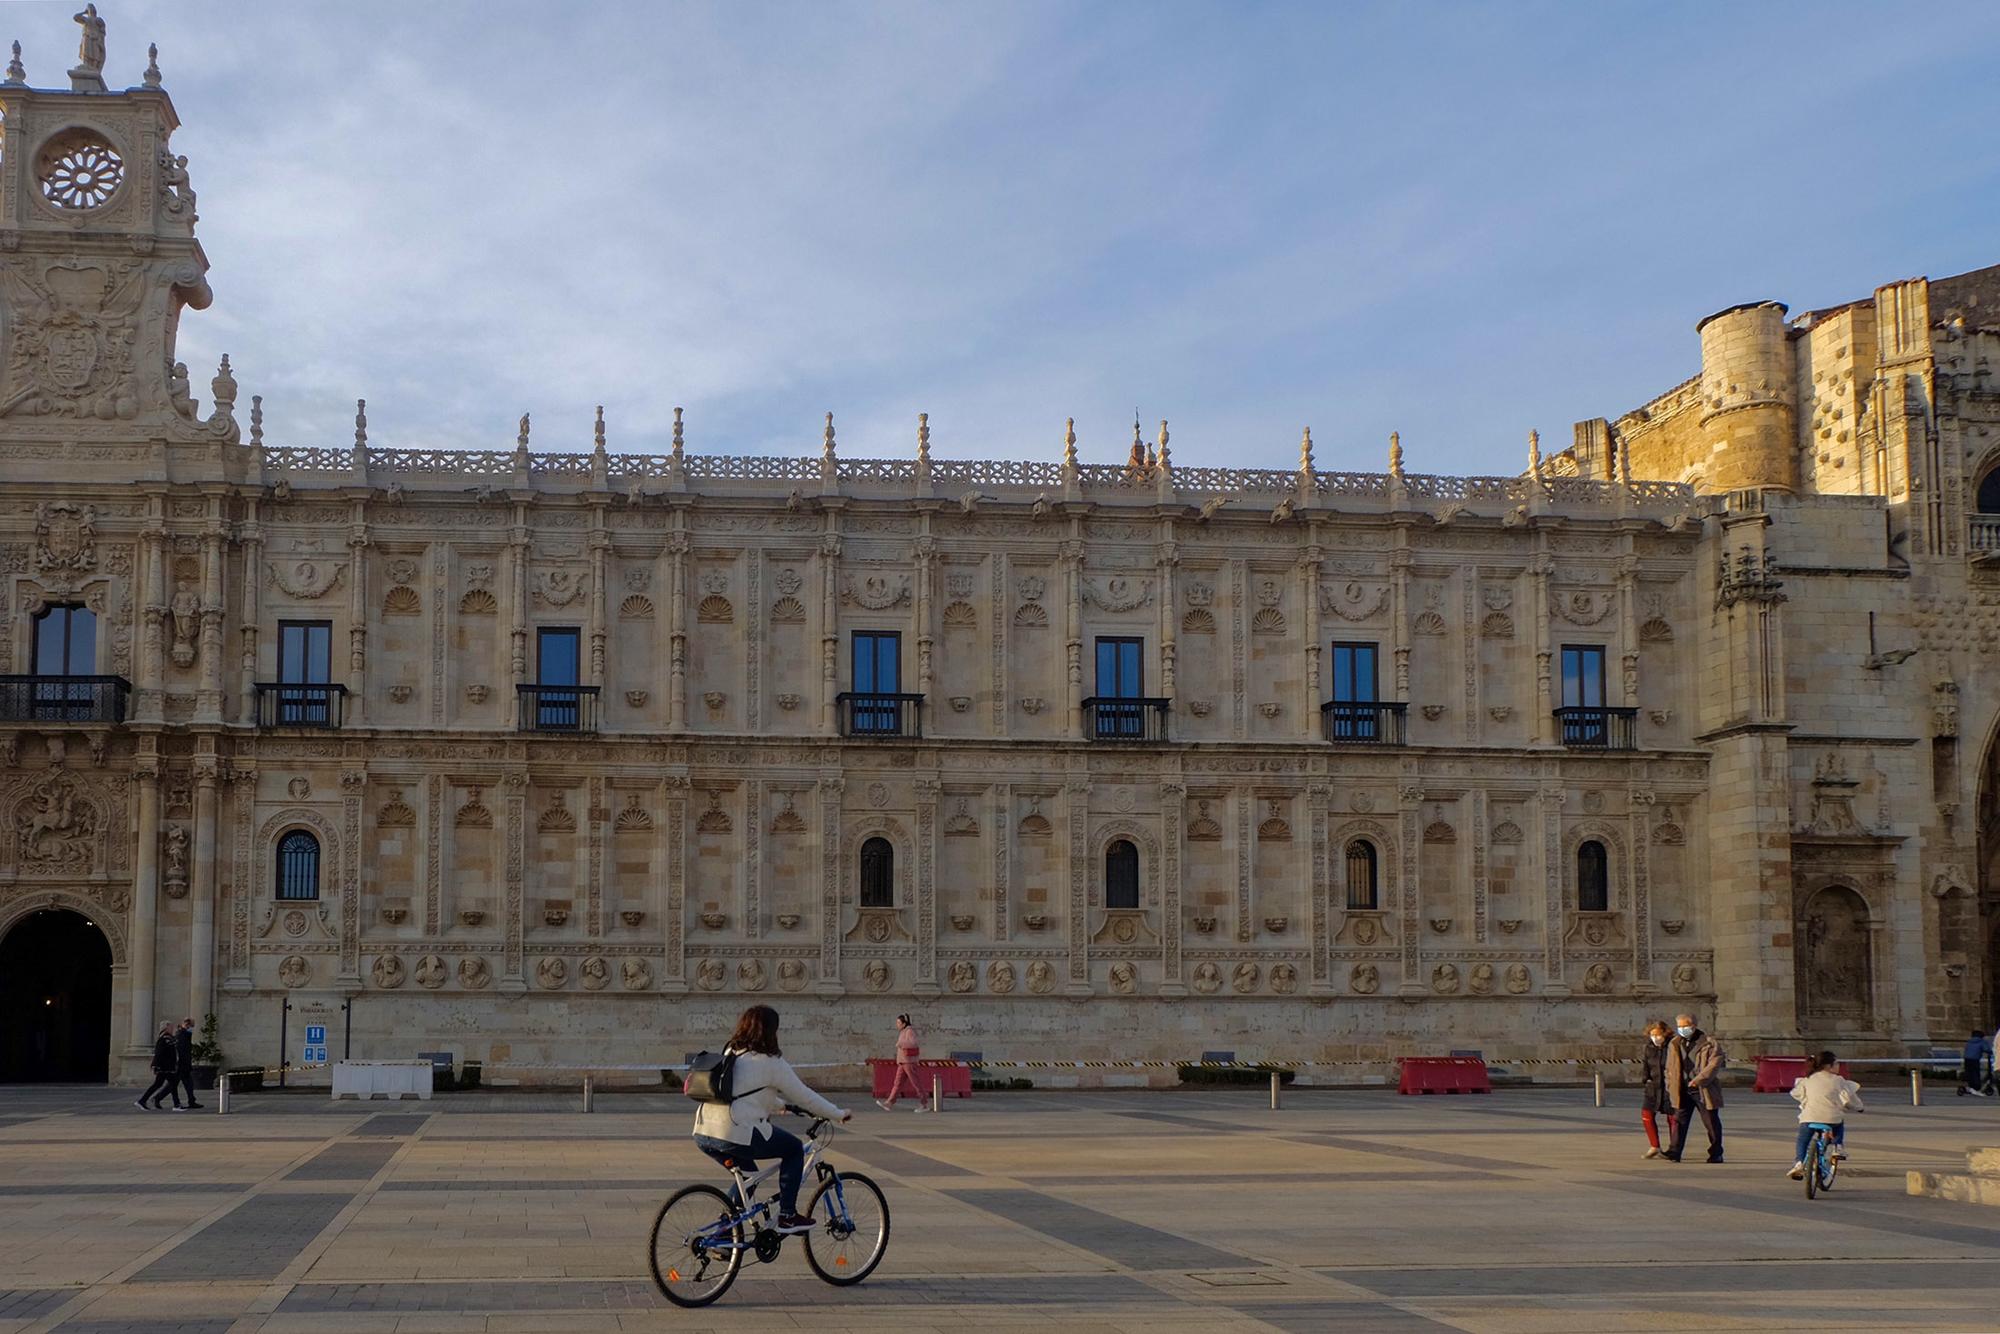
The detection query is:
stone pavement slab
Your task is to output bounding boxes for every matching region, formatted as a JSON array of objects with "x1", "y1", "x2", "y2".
[{"x1": 4, "y1": 1086, "x2": 2000, "y2": 1331}]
